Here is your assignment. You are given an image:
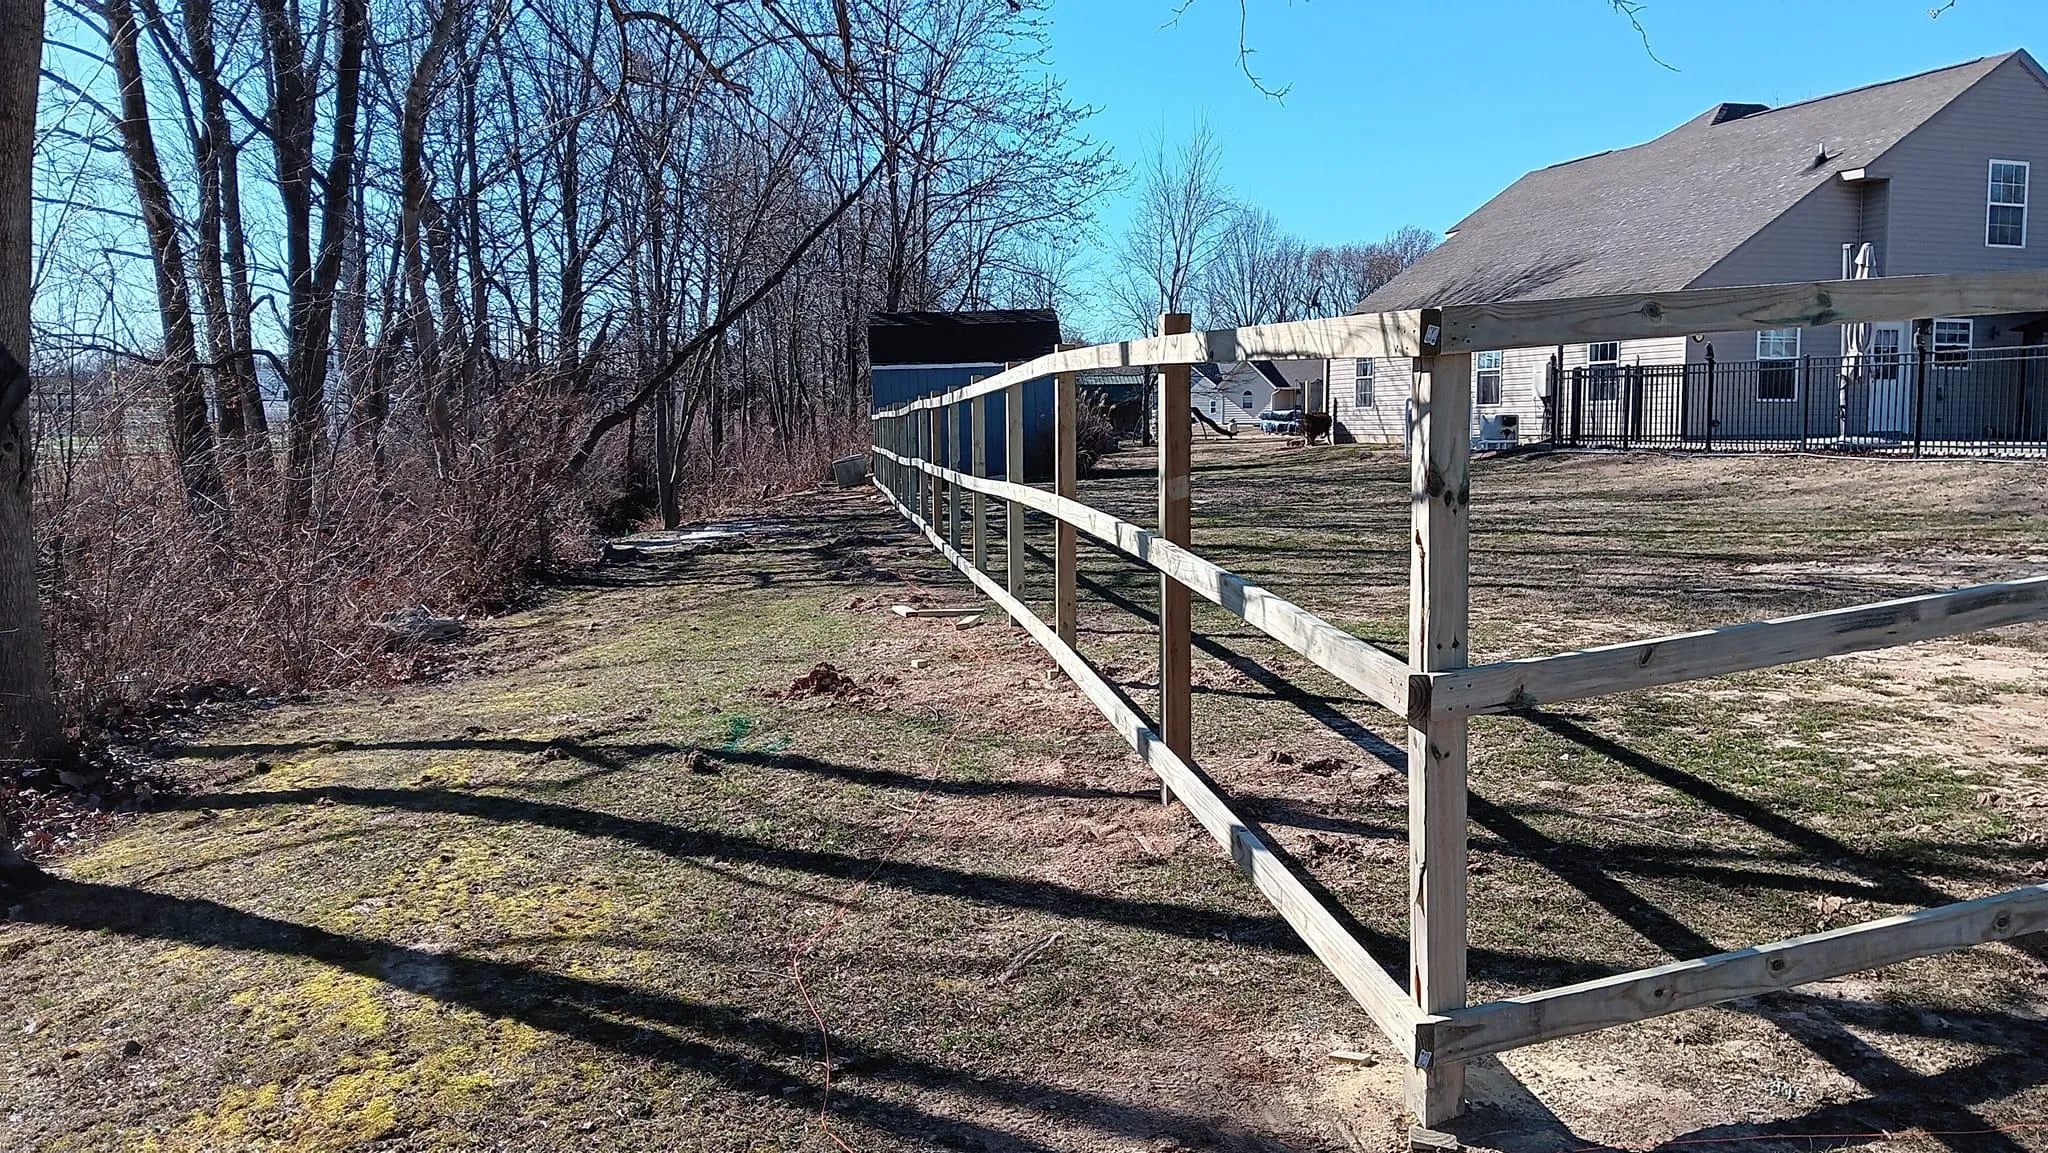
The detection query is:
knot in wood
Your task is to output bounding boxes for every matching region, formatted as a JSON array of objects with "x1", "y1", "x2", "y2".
[
  {"x1": 1640, "y1": 301, "x2": 1663, "y2": 321},
  {"x1": 1422, "y1": 466, "x2": 1447, "y2": 498}
]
